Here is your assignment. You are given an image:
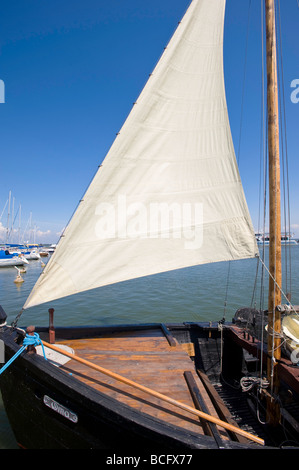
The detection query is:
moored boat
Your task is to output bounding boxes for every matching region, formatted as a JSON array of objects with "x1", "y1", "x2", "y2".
[
  {"x1": 0, "y1": 250, "x2": 29, "y2": 267},
  {"x1": 256, "y1": 233, "x2": 298, "y2": 245},
  {"x1": 23, "y1": 249, "x2": 41, "y2": 260}
]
